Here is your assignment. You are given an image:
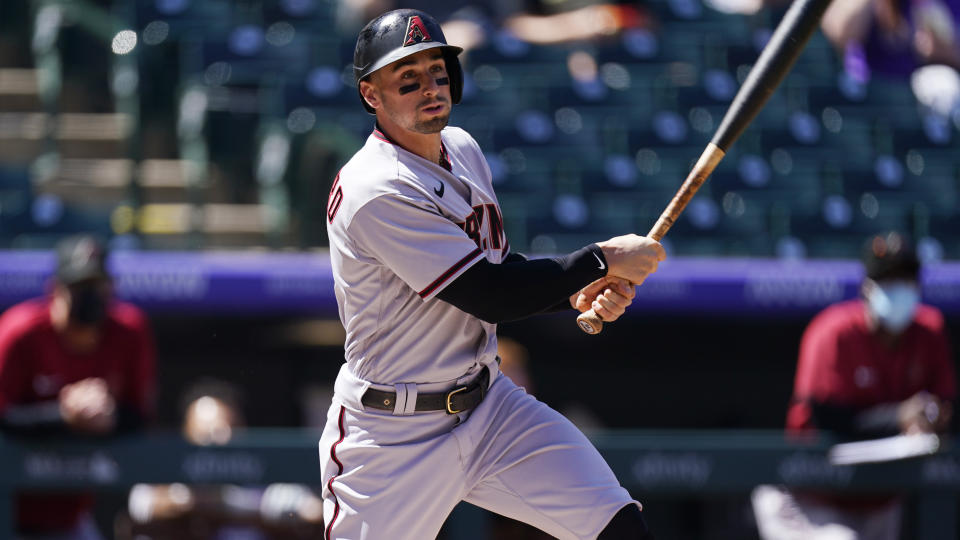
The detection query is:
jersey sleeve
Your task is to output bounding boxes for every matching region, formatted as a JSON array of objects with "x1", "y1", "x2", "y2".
[
  {"x1": 786, "y1": 313, "x2": 847, "y2": 431},
  {"x1": 925, "y1": 310, "x2": 956, "y2": 401},
  {"x1": 125, "y1": 308, "x2": 157, "y2": 419},
  {"x1": 0, "y1": 315, "x2": 31, "y2": 414},
  {"x1": 794, "y1": 316, "x2": 848, "y2": 403},
  {"x1": 347, "y1": 193, "x2": 485, "y2": 299}
]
